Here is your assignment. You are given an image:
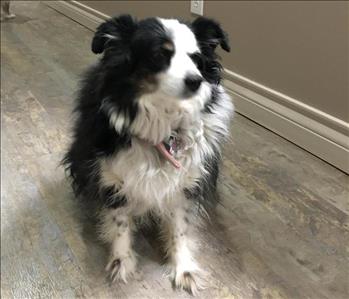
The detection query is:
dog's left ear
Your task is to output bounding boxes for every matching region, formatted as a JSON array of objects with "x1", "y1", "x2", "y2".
[
  {"x1": 91, "y1": 15, "x2": 138, "y2": 54},
  {"x1": 191, "y1": 17, "x2": 230, "y2": 53}
]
